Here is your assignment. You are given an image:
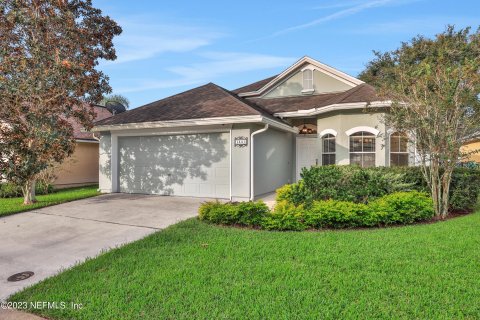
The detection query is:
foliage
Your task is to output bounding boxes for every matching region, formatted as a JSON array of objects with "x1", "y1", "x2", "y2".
[
  {"x1": 100, "y1": 94, "x2": 130, "y2": 109},
  {"x1": 304, "y1": 200, "x2": 374, "y2": 229},
  {"x1": 275, "y1": 181, "x2": 310, "y2": 206},
  {"x1": 198, "y1": 201, "x2": 269, "y2": 227},
  {"x1": 280, "y1": 166, "x2": 413, "y2": 206},
  {"x1": 0, "y1": 0, "x2": 121, "y2": 204},
  {"x1": 0, "y1": 185, "x2": 100, "y2": 217},
  {"x1": 369, "y1": 191, "x2": 434, "y2": 225},
  {"x1": 281, "y1": 165, "x2": 480, "y2": 212},
  {"x1": 449, "y1": 168, "x2": 480, "y2": 211},
  {"x1": 262, "y1": 201, "x2": 306, "y2": 231},
  {"x1": 199, "y1": 191, "x2": 434, "y2": 231},
  {"x1": 359, "y1": 26, "x2": 480, "y2": 218},
  {"x1": 0, "y1": 182, "x2": 53, "y2": 198}
]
